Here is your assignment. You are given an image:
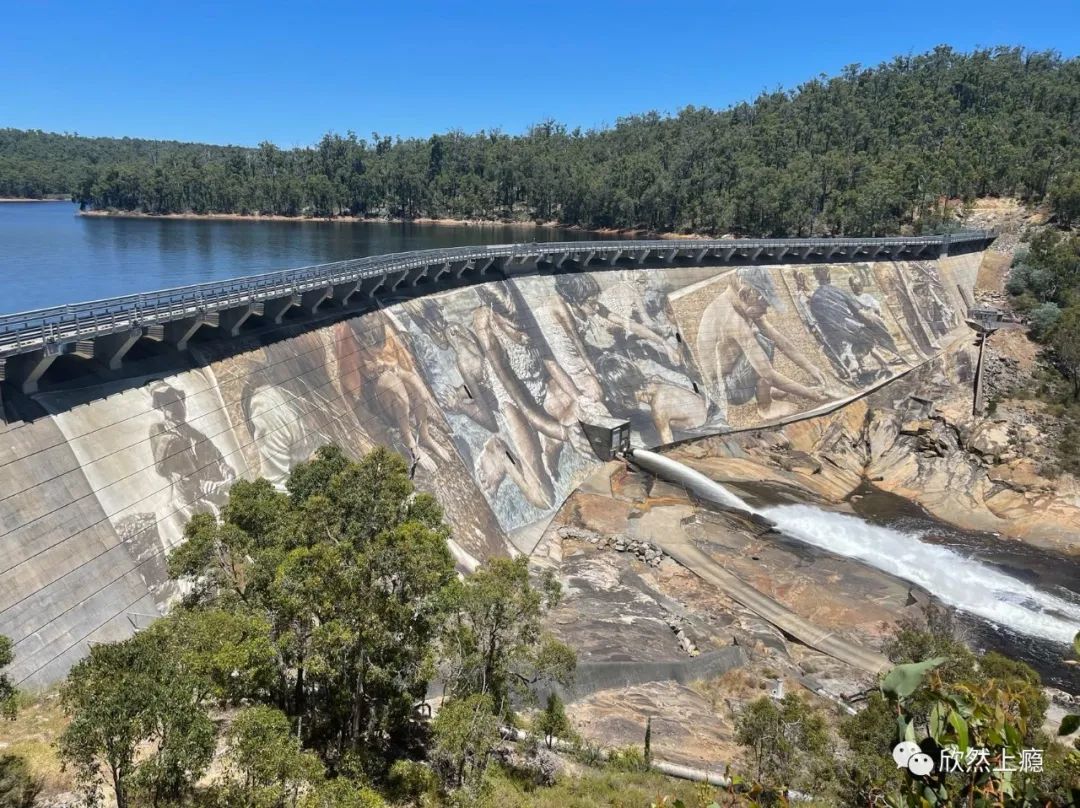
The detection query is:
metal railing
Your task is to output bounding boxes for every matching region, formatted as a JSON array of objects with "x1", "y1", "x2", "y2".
[{"x1": 0, "y1": 230, "x2": 995, "y2": 358}]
